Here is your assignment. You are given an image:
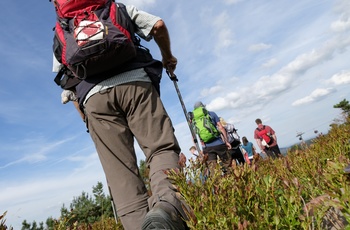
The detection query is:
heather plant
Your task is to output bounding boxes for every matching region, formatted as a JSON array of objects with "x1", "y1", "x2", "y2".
[
  {"x1": 168, "y1": 117, "x2": 350, "y2": 229},
  {"x1": 53, "y1": 216, "x2": 123, "y2": 230}
]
